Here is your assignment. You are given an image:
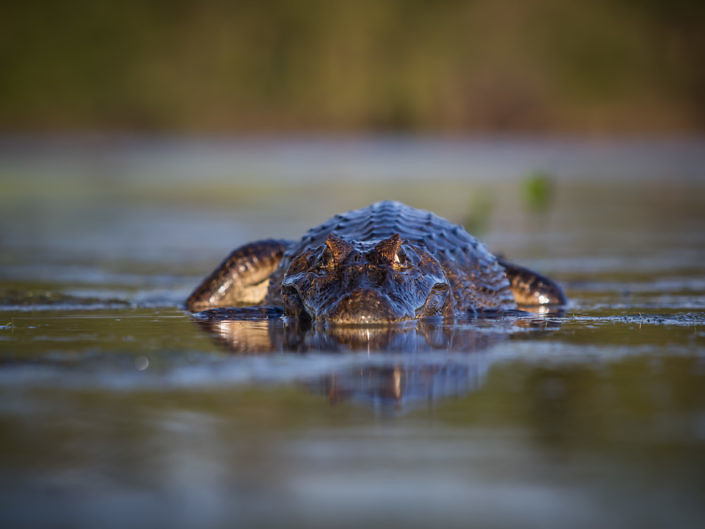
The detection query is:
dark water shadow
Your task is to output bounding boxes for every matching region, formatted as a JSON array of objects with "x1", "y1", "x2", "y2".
[{"x1": 193, "y1": 313, "x2": 563, "y2": 411}]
